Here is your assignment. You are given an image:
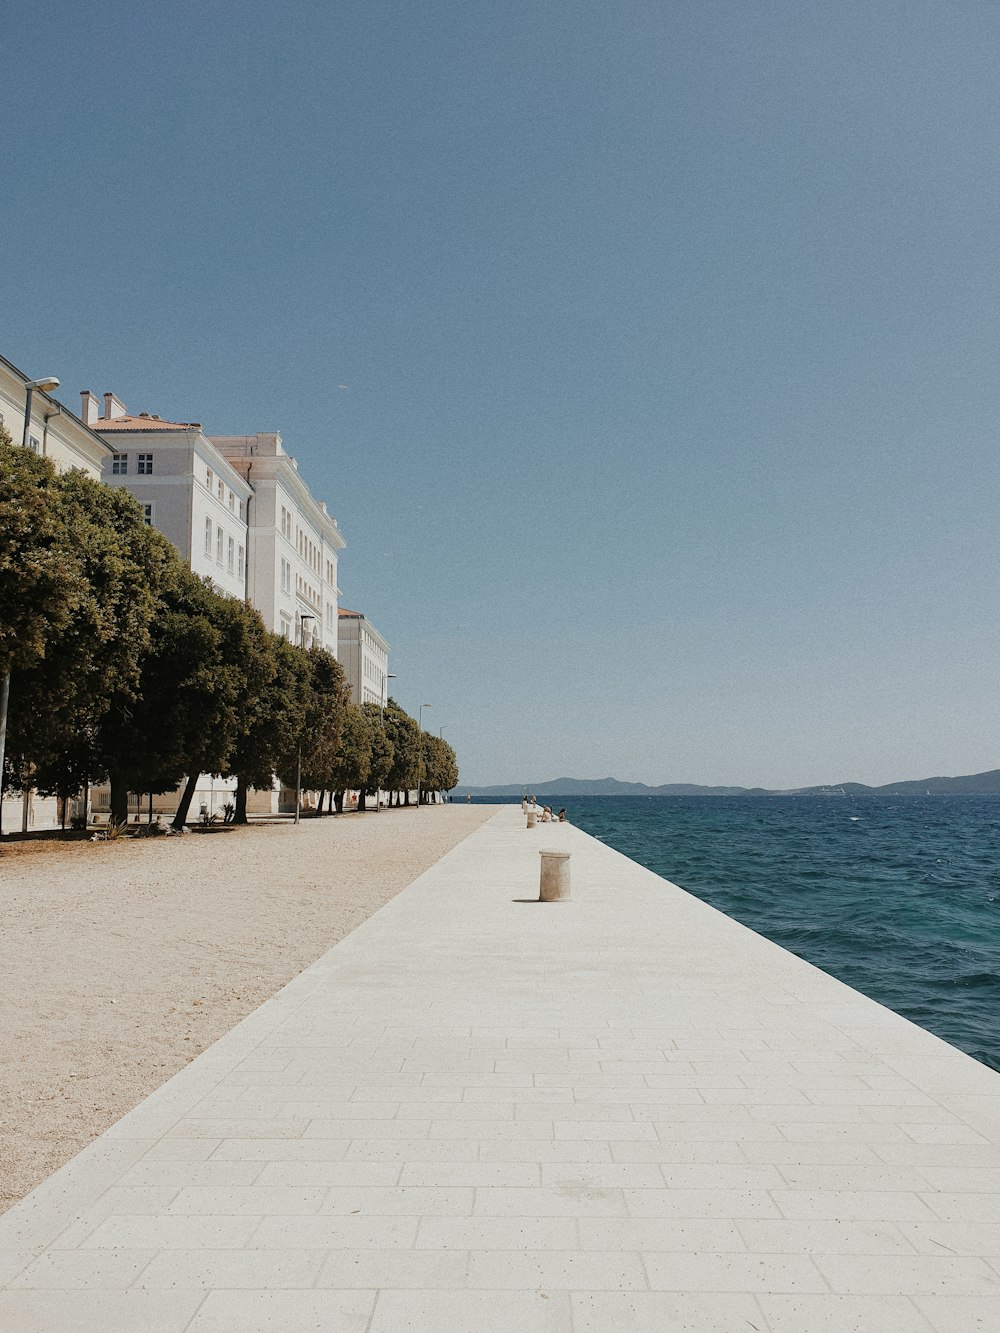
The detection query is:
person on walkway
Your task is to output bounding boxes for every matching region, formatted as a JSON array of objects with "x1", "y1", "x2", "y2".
[{"x1": 557, "y1": 808, "x2": 567, "y2": 822}]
